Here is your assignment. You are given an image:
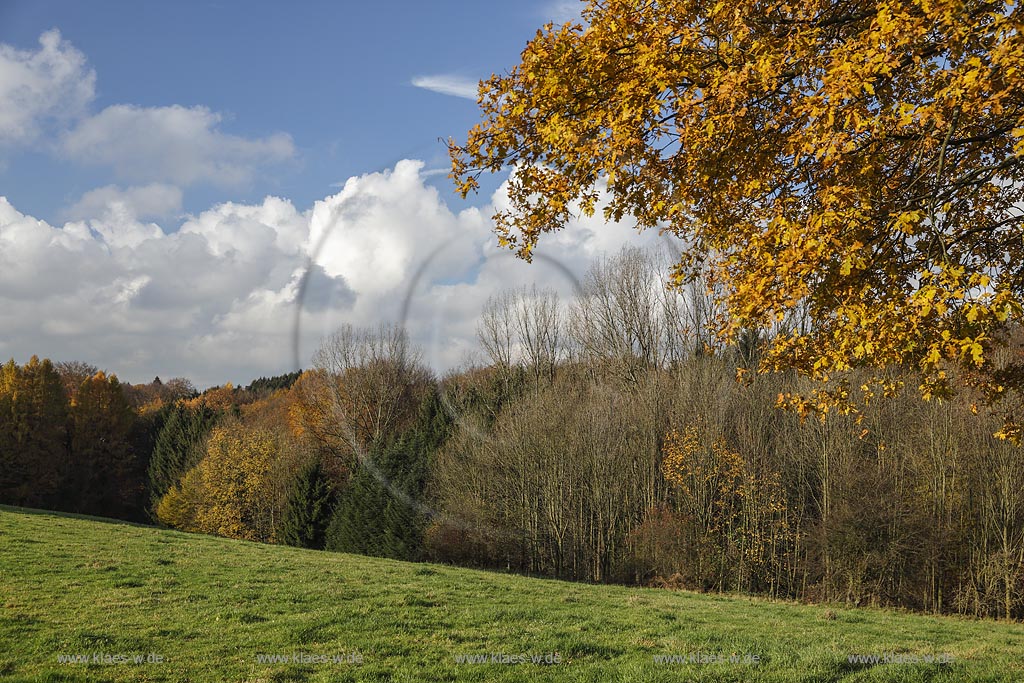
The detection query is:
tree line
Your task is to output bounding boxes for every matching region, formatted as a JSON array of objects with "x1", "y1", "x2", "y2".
[
  {"x1": 2, "y1": 247, "x2": 1022, "y2": 620},
  {"x1": 0, "y1": 358, "x2": 185, "y2": 520}
]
